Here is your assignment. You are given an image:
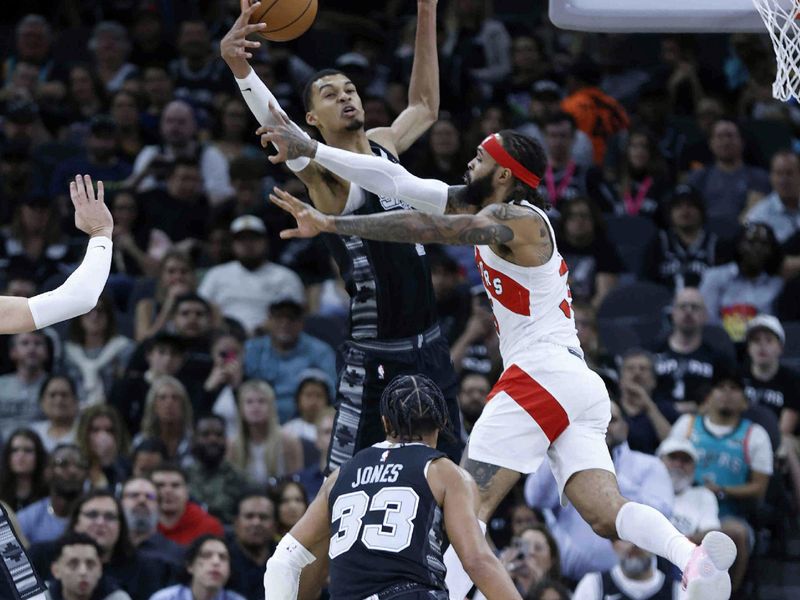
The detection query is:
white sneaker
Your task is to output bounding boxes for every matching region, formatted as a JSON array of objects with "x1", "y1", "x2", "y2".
[{"x1": 680, "y1": 531, "x2": 737, "y2": 599}]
